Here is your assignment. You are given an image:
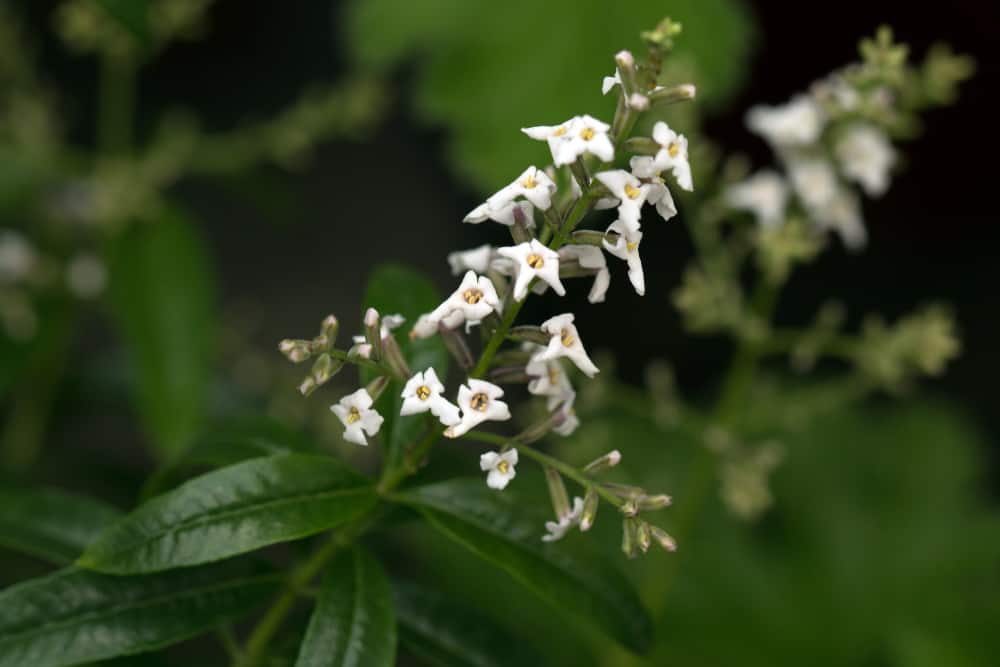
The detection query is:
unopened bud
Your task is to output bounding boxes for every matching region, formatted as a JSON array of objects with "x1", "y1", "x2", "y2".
[
  {"x1": 580, "y1": 487, "x2": 599, "y2": 532},
  {"x1": 622, "y1": 136, "x2": 660, "y2": 156},
  {"x1": 515, "y1": 407, "x2": 567, "y2": 445},
  {"x1": 279, "y1": 339, "x2": 312, "y2": 363},
  {"x1": 381, "y1": 335, "x2": 412, "y2": 378},
  {"x1": 584, "y1": 449, "x2": 622, "y2": 474},
  {"x1": 601, "y1": 482, "x2": 645, "y2": 499},
  {"x1": 366, "y1": 374, "x2": 390, "y2": 401},
  {"x1": 298, "y1": 376, "x2": 317, "y2": 396},
  {"x1": 440, "y1": 326, "x2": 474, "y2": 370},
  {"x1": 637, "y1": 494, "x2": 672, "y2": 510},
  {"x1": 507, "y1": 325, "x2": 550, "y2": 345},
  {"x1": 622, "y1": 517, "x2": 639, "y2": 559},
  {"x1": 310, "y1": 353, "x2": 343, "y2": 388},
  {"x1": 615, "y1": 49, "x2": 635, "y2": 68},
  {"x1": 321, "y1": 314, "x2": 339, "y2": 343},
  {"x1": 348, "y1": 343, "x2": 372, "y2": 361},
  {"x1": 363, "y1": 307, "x2": 379, "y2": 328},
  {"x1": 649, "y1": 83, "x2": 697, "y2": 107},
  {"x1": 364, "y1": 308, "x2": 382, "y2": 360},
  {"x1": 650, "y1": 525, "x2": 677, "y2": 552},
  {"x1": 636, "y1": 520, "x2": 652, "y2": 553},
  {"x1": 570, "y1": 230, "x2": 608, "y2": 247},
  {"x1": 544, "y1": 467, "x2": 571, "y2": 521},
  {"x1": 621, "y1": 498, "x2": 639, "y2": 517},
  {"x1": 628, "y1": 93, "x2": 650, "y2": 110}
]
